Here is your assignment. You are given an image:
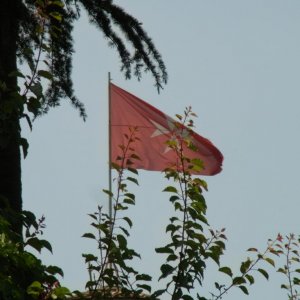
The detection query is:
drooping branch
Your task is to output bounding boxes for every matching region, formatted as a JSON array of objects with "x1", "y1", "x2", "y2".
[{"x1": 79, "y1": 0, "x2": 168, "y2": 91}]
